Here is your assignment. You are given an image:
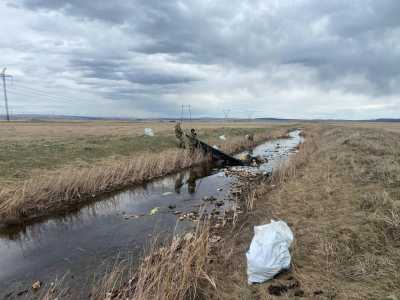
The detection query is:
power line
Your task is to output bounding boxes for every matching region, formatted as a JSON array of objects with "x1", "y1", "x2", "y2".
[
  {"x1": 8, "y1": 90, "x2": 73, "y2": 104},
  {"x1": 9, "y1": 88, "x2": 73, "y2": 103},
  {"x1": 11, "y1": 83, "x2": 77, "y2": 102}
]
